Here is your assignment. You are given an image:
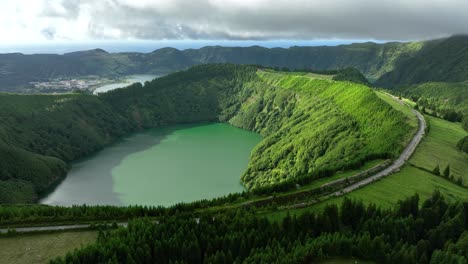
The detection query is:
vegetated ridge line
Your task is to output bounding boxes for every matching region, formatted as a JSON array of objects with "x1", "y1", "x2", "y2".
[{"x1": 333, "y1": 94, "x2": 426, "y2": 196}]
